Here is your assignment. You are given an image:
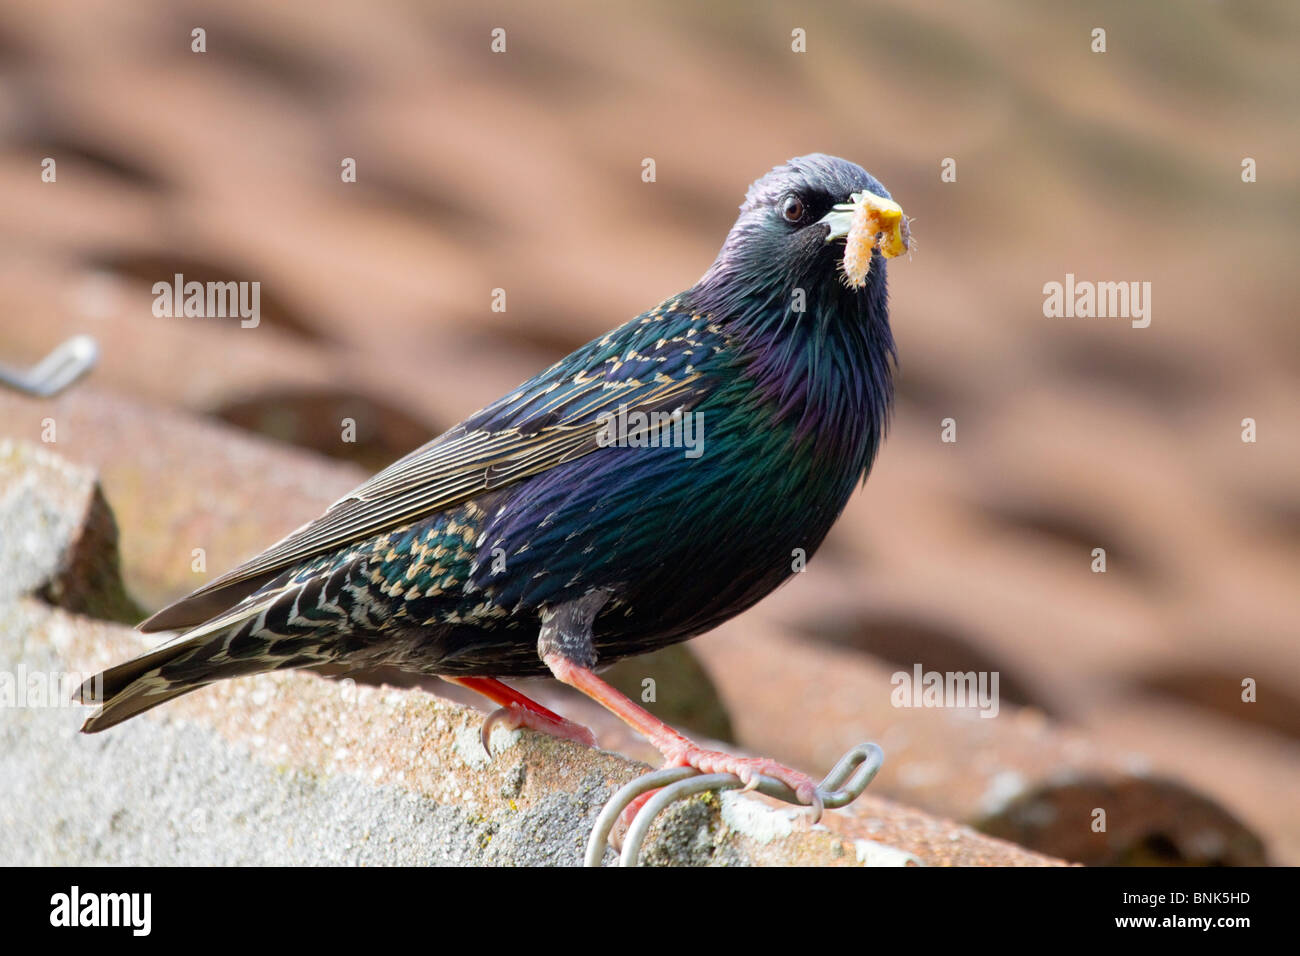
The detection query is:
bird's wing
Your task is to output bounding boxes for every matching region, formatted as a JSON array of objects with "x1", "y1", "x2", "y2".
[{"x1": 142, "y1": 307, "x2": 721, "y2": 632}]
